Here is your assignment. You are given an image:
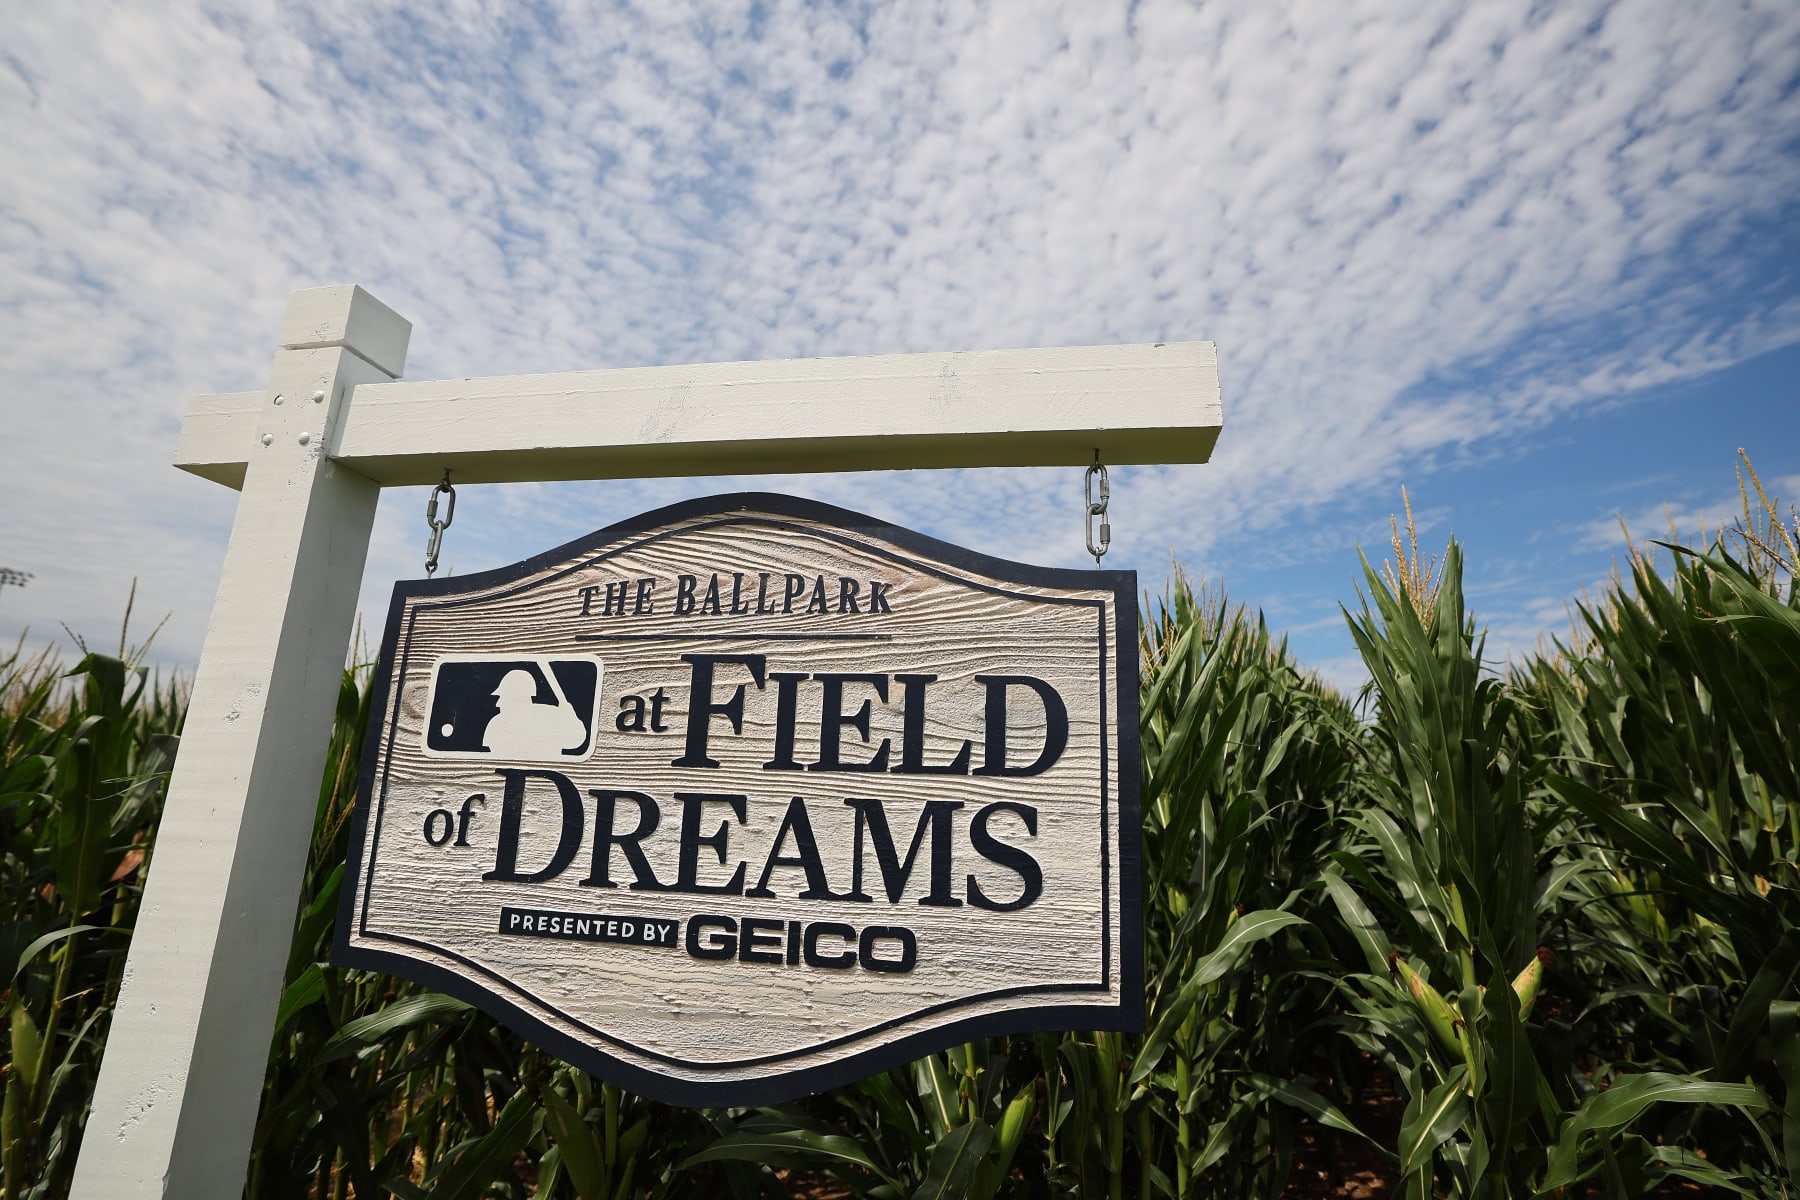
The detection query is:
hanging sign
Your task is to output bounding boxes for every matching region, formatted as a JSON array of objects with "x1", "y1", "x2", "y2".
[{"x1": 334, "y1": 493, "x2": 1141, "y2": 1105}]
